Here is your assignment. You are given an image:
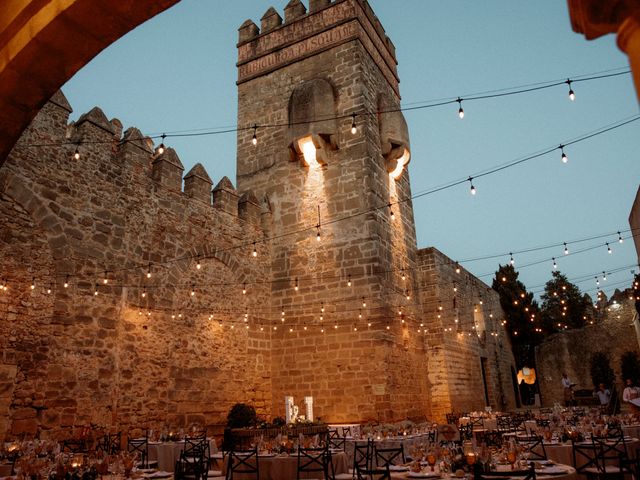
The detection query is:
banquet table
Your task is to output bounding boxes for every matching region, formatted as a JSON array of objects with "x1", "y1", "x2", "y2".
[
  {"x1": 544, "y1": 437, "x2": 640, "y2": 470},
  {"x1": 147, "y1": 439, "x2": 218, "y2": 472},
  {"x1": 386, "y1": 464, "x2": 576, "y2": 480},
  {"x1": 345, "y1": 433, "x2": 437, "y2": 464},
  {"x1": 222, "y1": 451, "x2": 348, "y2": 480}
]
